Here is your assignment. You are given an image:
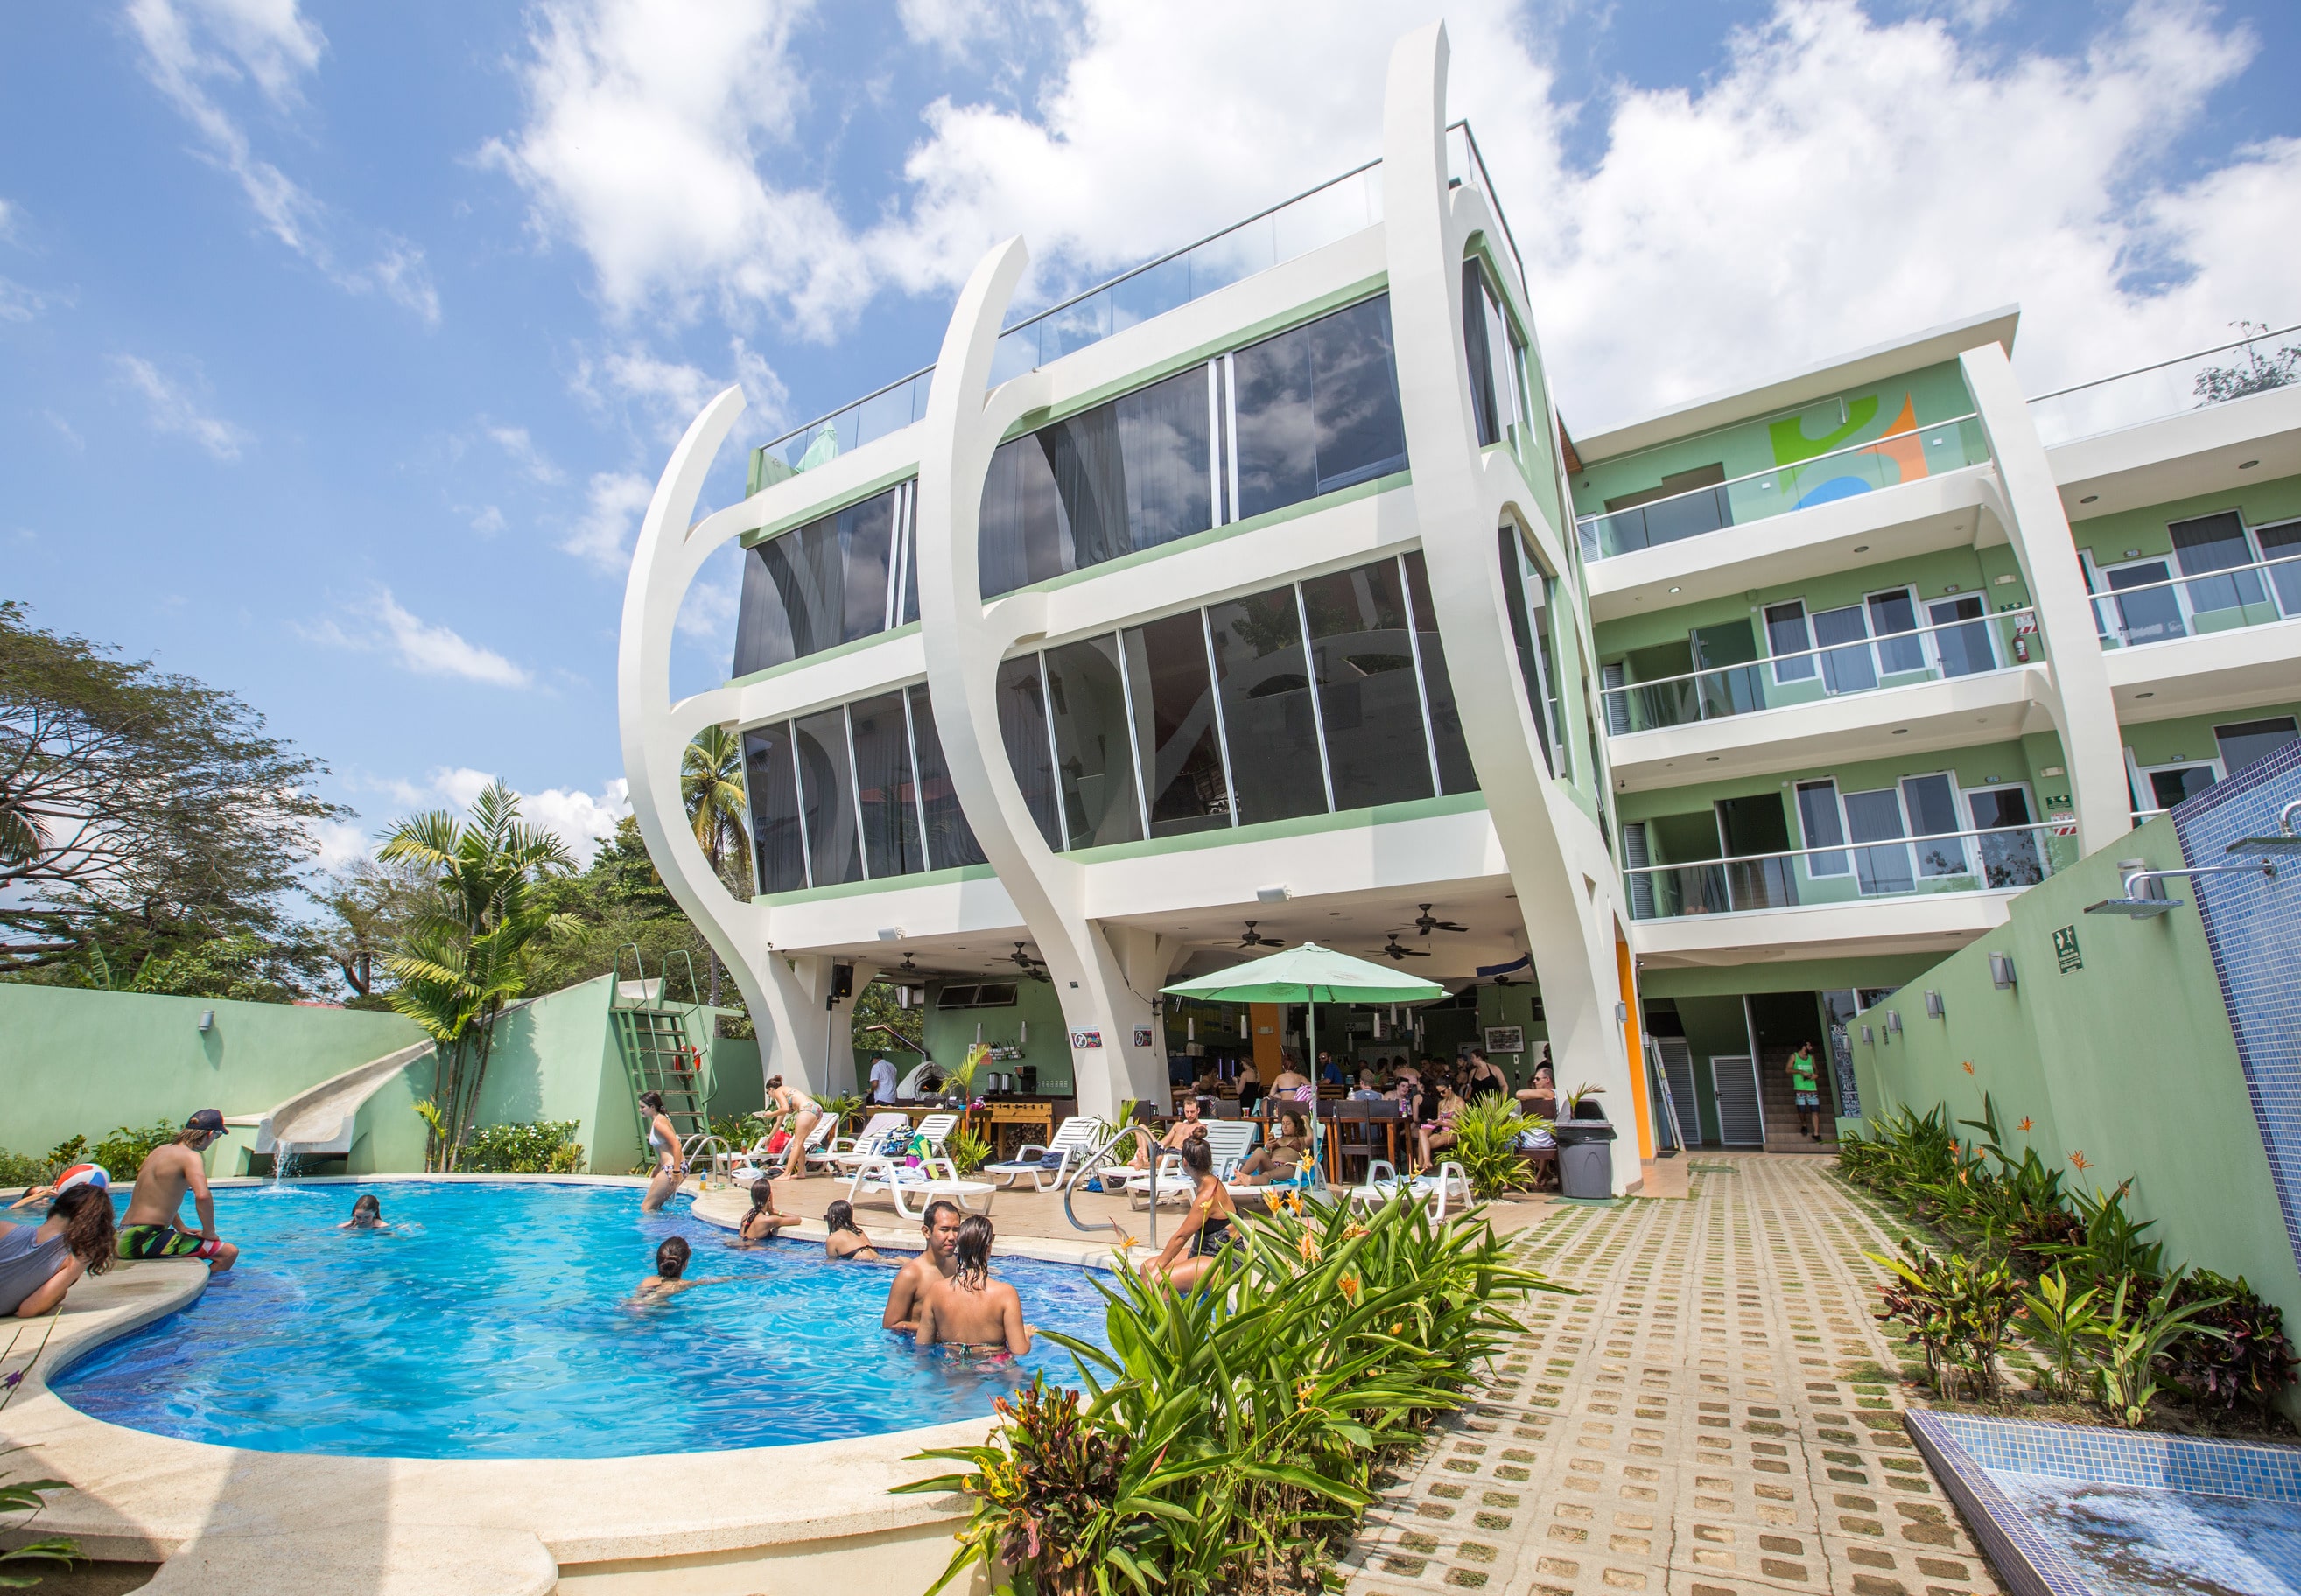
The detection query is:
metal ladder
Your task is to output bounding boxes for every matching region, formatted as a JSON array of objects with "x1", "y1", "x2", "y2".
[{"x1": 610, "y1": 947, "x2": 711, "y2": 1165}]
